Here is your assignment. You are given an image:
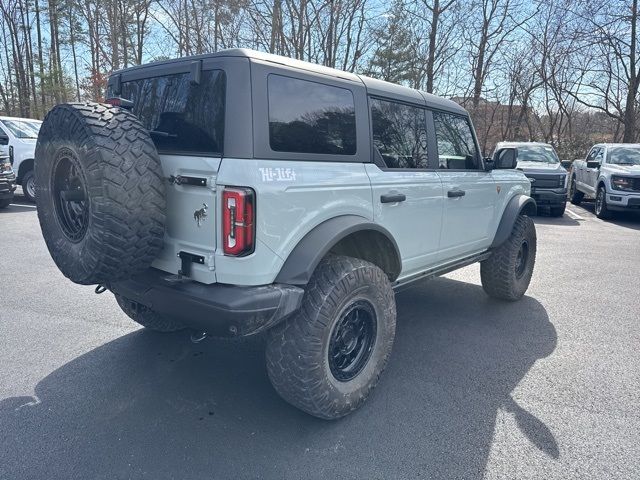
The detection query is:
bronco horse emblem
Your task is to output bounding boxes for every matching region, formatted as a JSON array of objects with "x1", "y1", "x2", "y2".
[{"x1": 194, "y1": 203, "x2": 208, "y2": 227}]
